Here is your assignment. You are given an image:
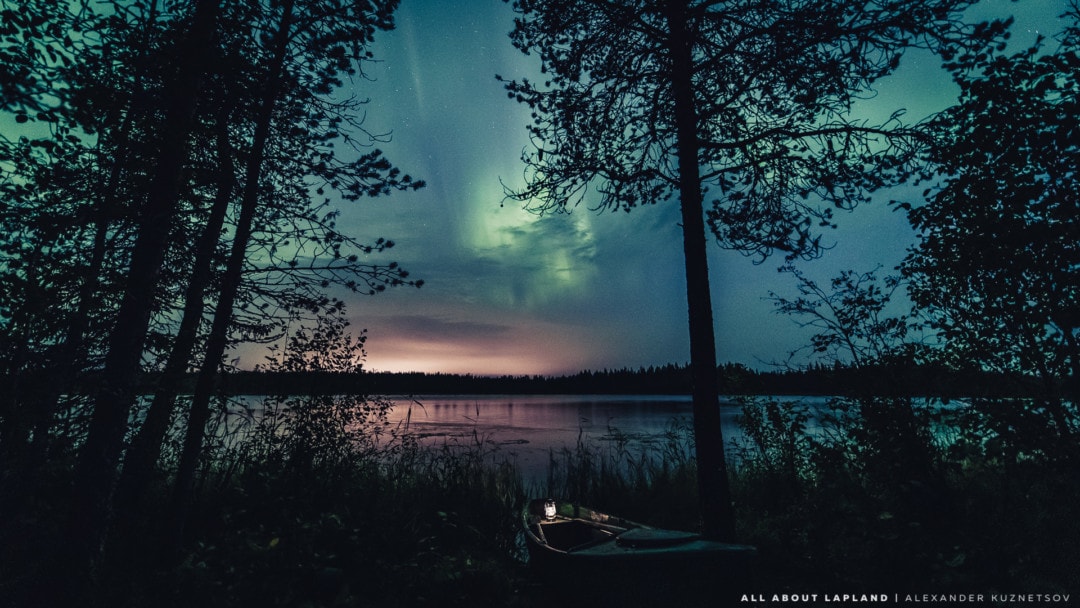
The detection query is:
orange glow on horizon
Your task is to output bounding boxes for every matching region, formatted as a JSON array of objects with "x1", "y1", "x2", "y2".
[
  {"x1": 363, "y1": 341, "x2": 591, "y2": 377},
  {"x1": 230, "y1": 314, "x2": 611, "y2": 377},
  {"x1": 360, "y1": 323, "x2": 600, "y2": 377},
  {"x1": 363, "y1": 356, "x2": 562, "y2": 377}
]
